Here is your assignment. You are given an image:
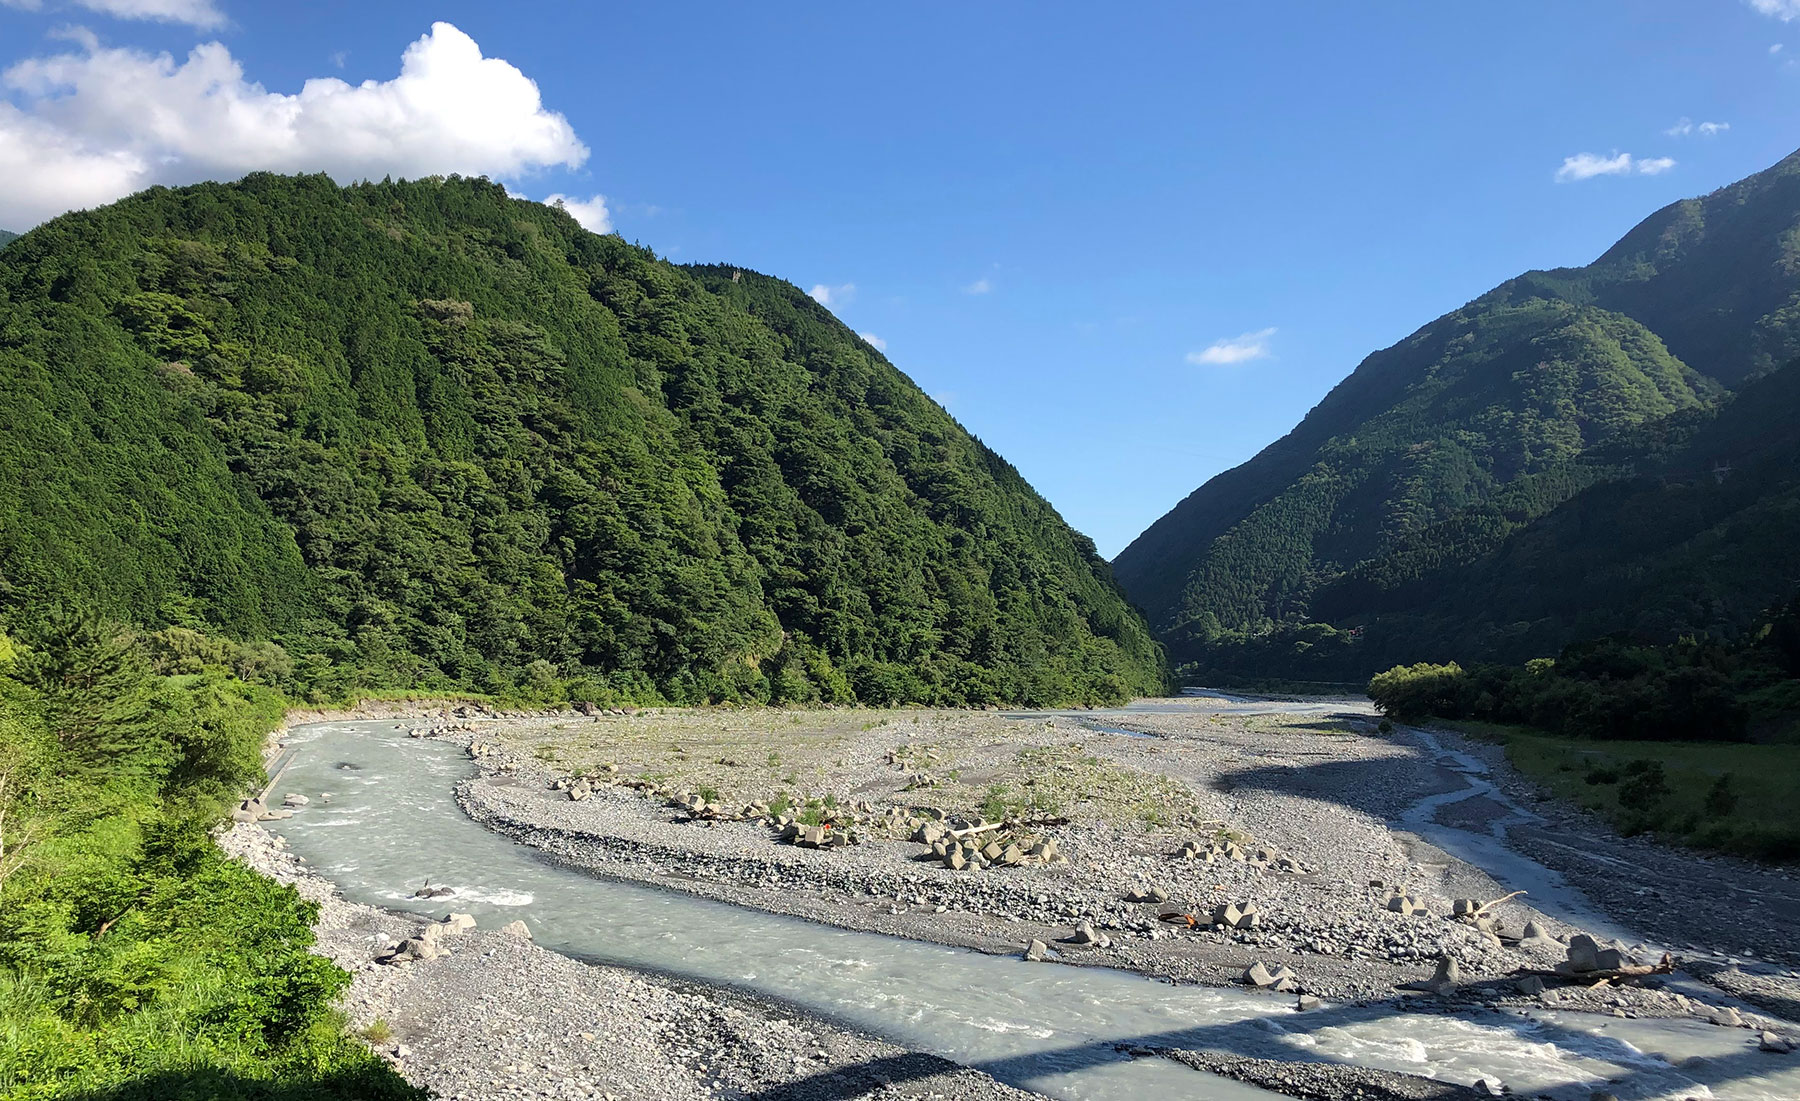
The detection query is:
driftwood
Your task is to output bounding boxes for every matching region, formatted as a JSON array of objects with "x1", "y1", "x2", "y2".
[
  {"x1": 948, "y1": 821, "x2": 1006, "y2": 840},
  {"x1": 1471, "y1": 889, "x2": 1527, "y2": 916}
]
